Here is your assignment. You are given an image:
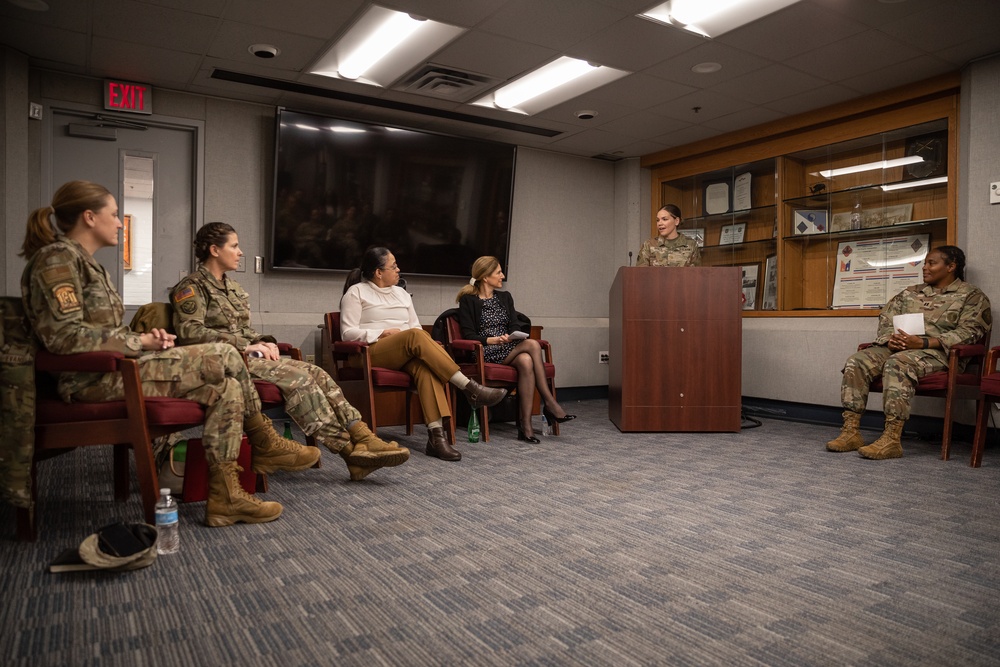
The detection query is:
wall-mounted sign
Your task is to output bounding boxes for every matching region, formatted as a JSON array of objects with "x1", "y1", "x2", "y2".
[{"x1": 104, "y1": 79, "x2": 152, "y2": 115}]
